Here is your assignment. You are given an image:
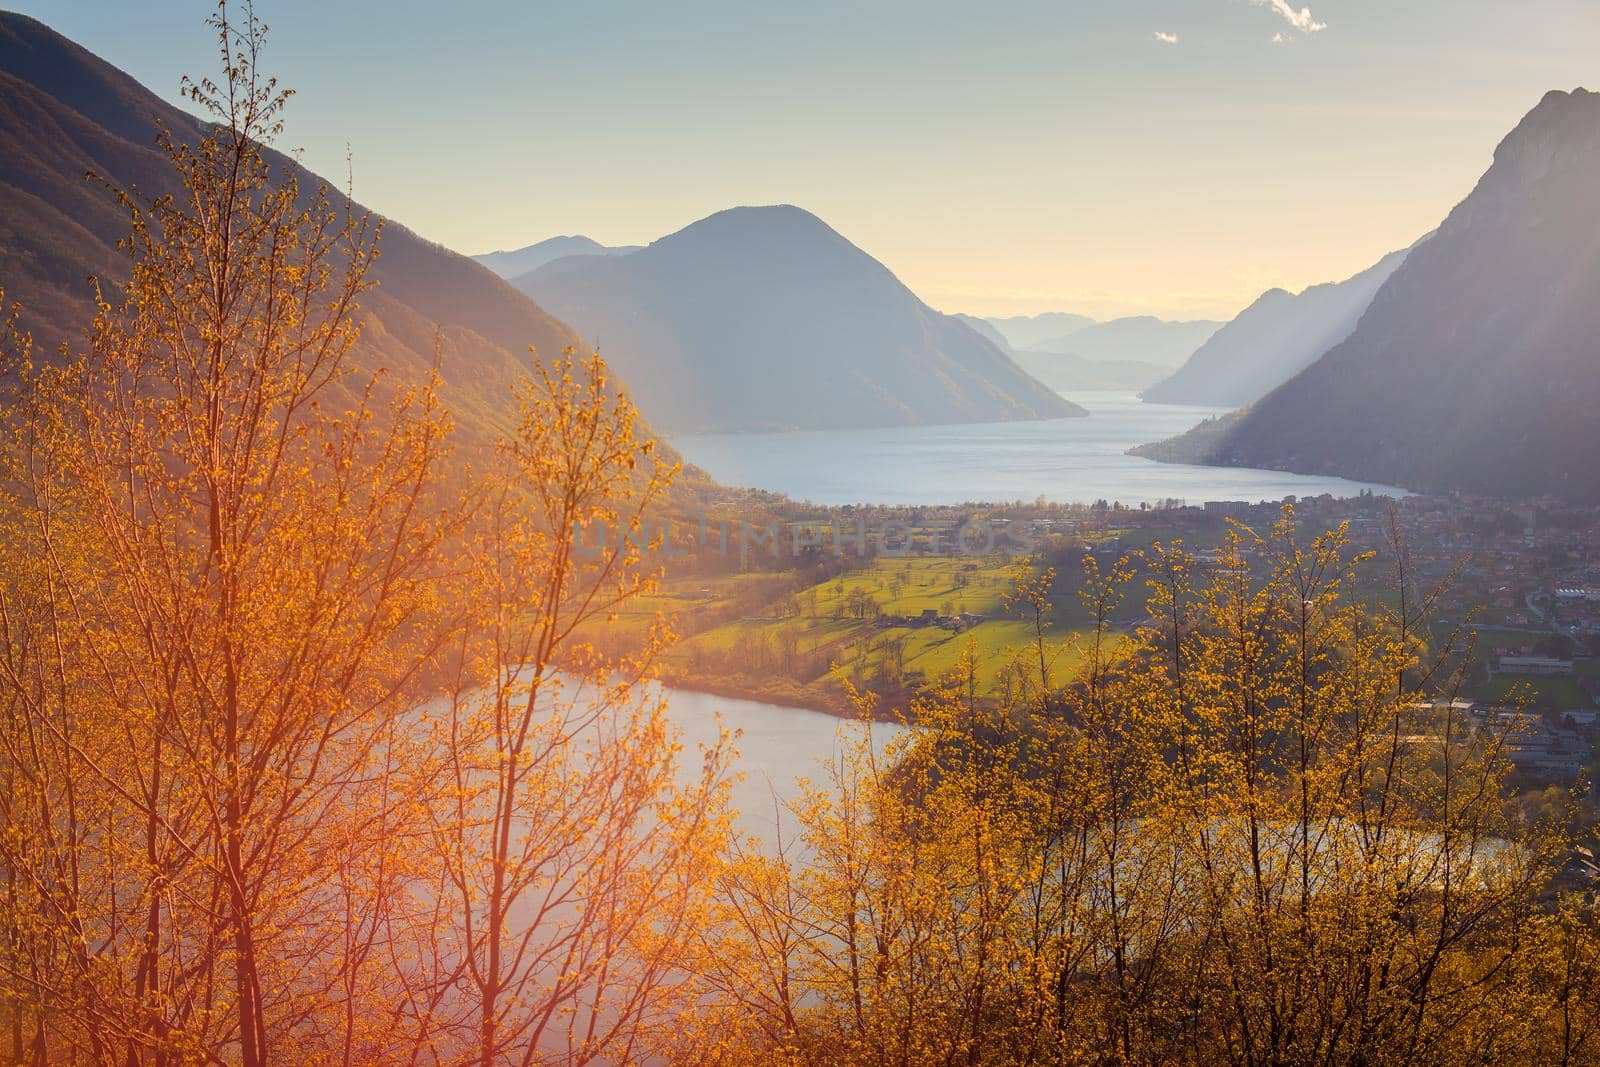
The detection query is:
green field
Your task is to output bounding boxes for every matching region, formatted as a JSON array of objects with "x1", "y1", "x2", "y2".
[
  {"x1": 589, "y1": 556, "x2": 1116, "y2": 712},
  {"x1": 1478, "y1": 672, "x2": 1596, "y2": 712}
]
